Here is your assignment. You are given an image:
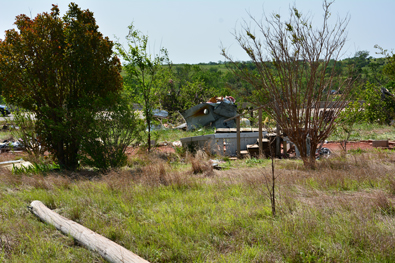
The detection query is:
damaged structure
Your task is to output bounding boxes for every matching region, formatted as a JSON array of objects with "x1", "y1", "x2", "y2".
[{"x1": 181, "y1": 96, "x2": 237, "y2": 130}]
